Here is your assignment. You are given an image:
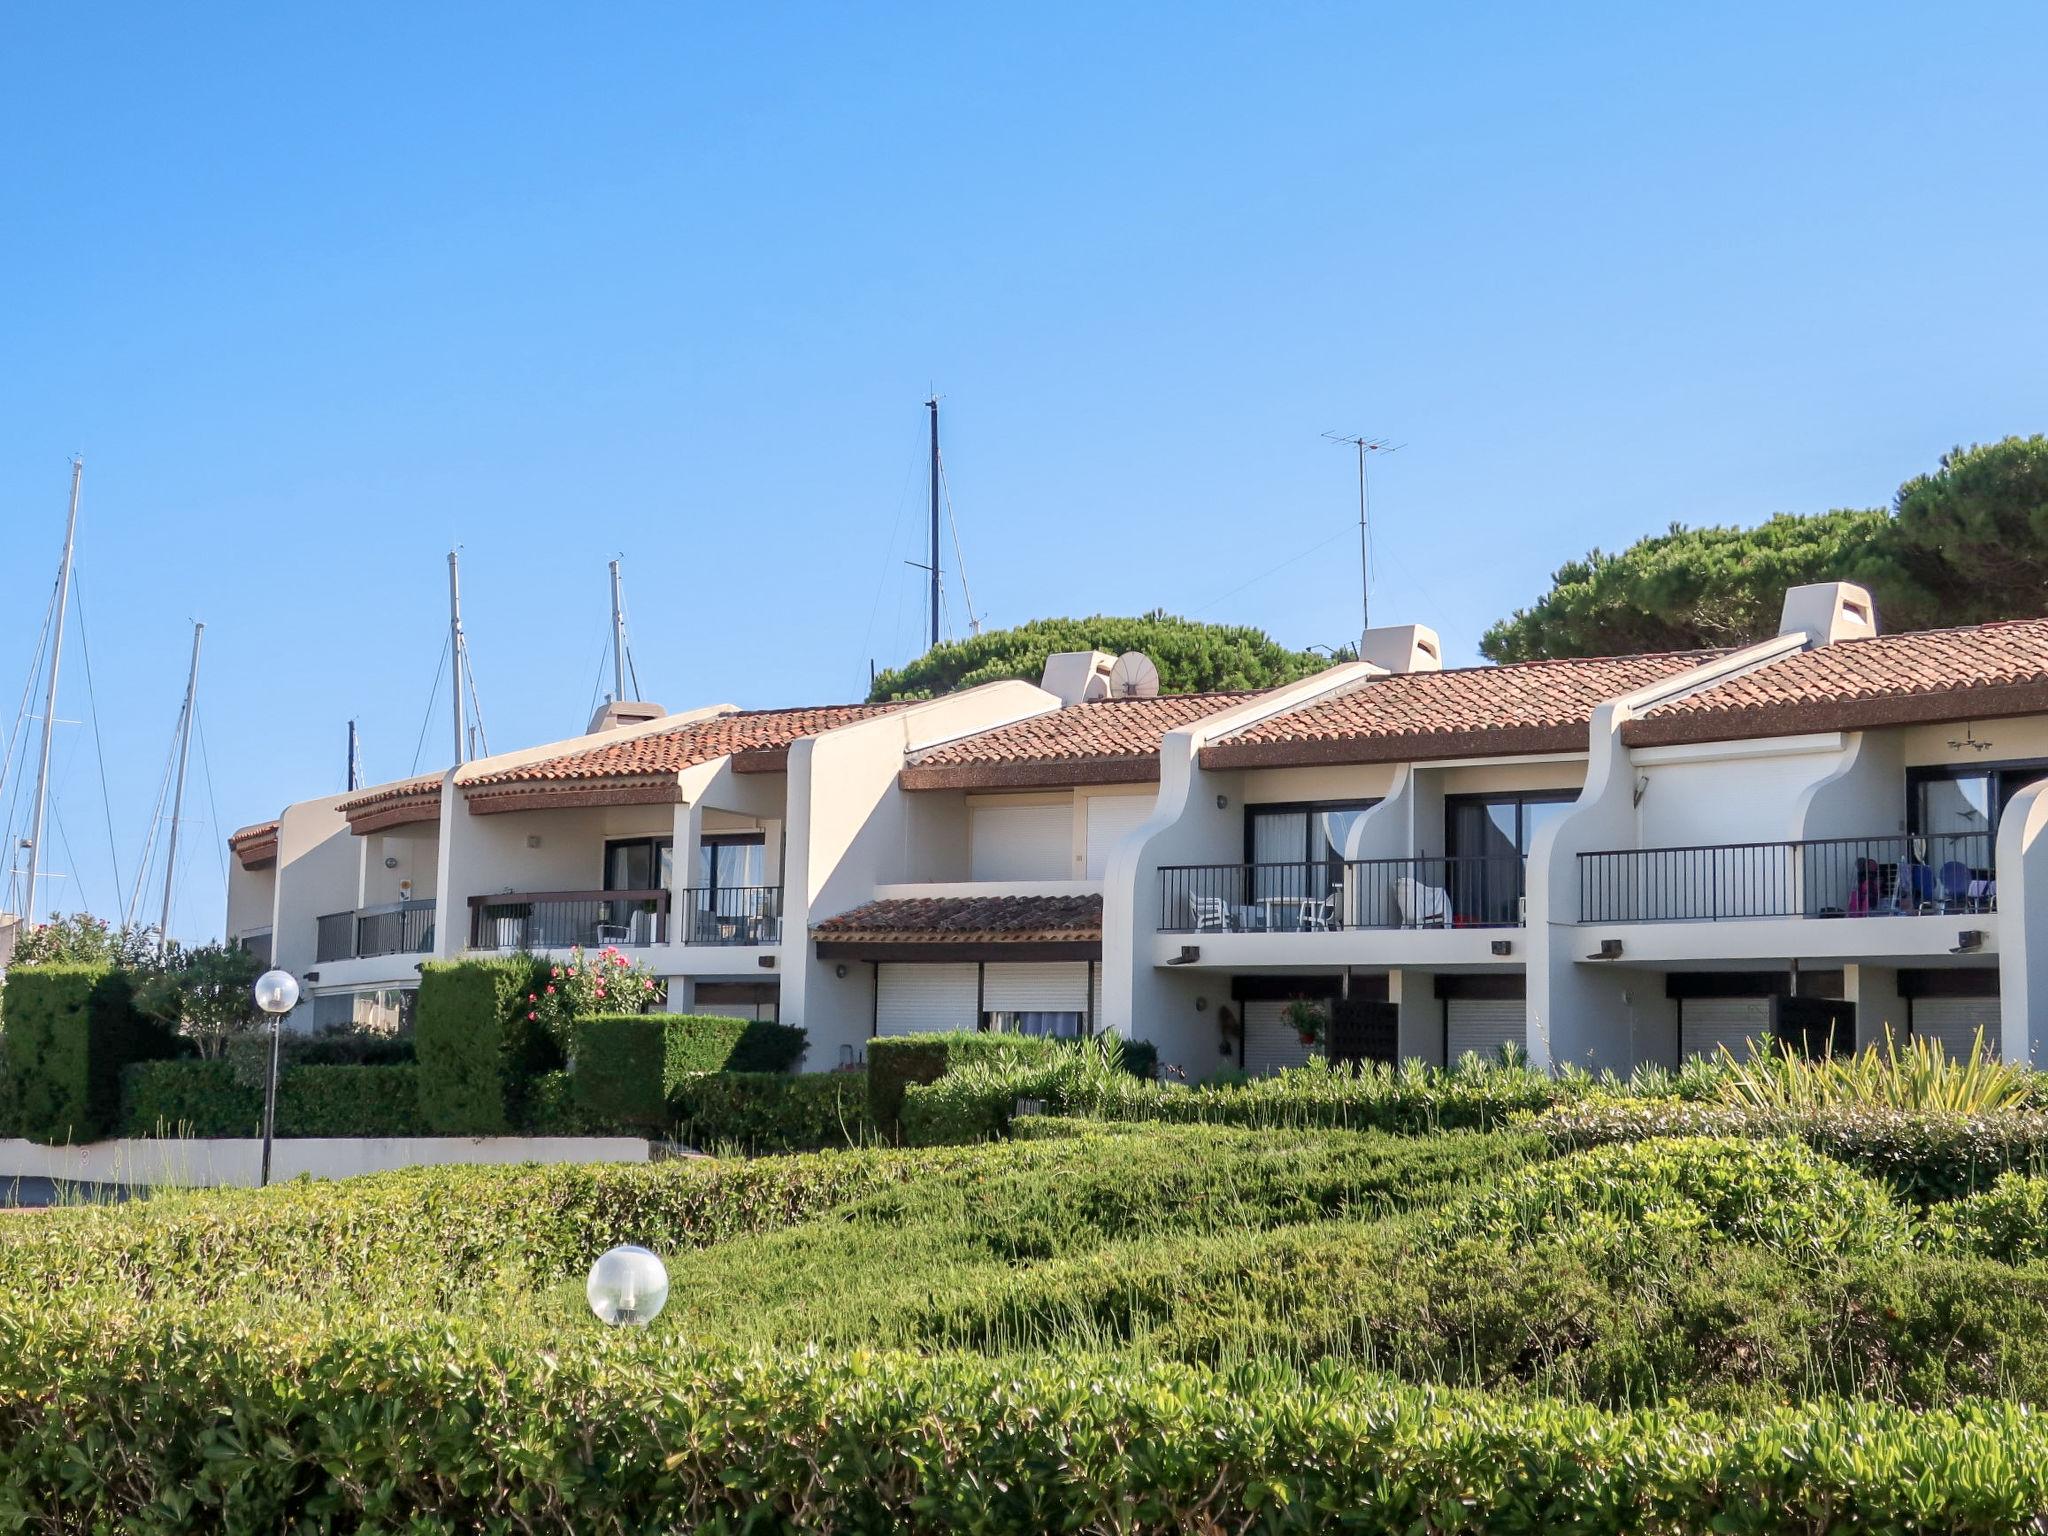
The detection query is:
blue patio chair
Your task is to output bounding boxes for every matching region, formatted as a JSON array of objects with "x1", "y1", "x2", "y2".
[
  {"x1": 1890, "y1": 862, "x2": 1937, "y2": 915},
  {"x1": 1938, "y1": 860, "x2": 1974, "y2": 912}
]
